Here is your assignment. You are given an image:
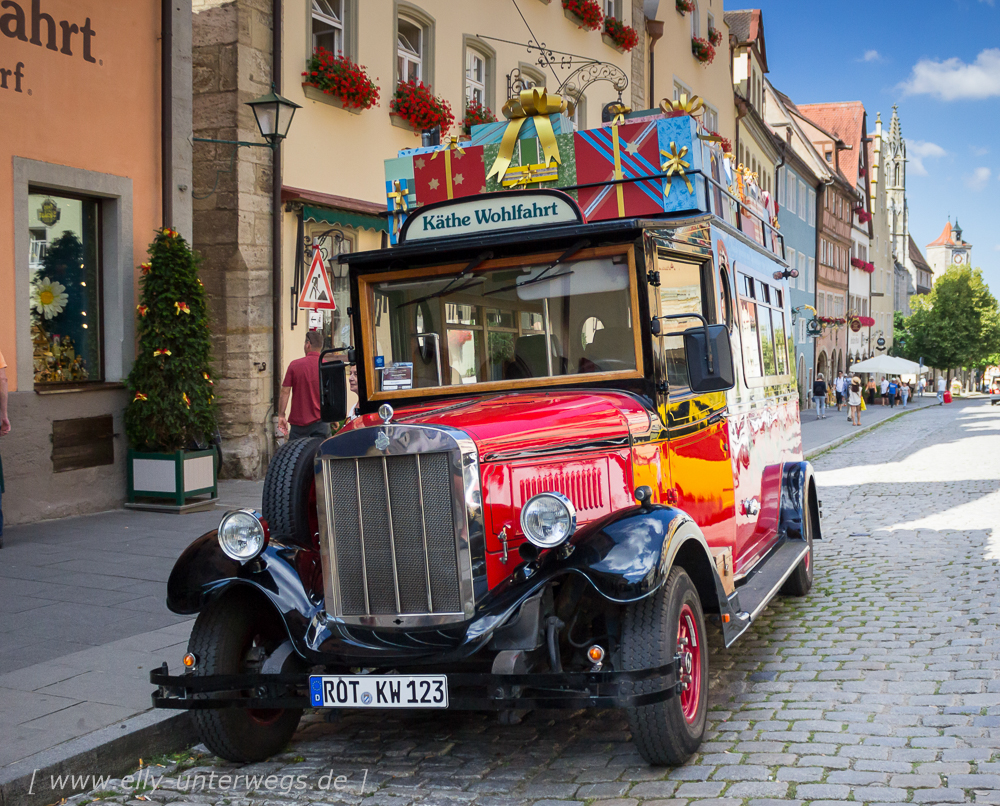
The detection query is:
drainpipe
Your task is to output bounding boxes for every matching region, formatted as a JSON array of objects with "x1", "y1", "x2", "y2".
[
  {"x1": 645, "y1": 19, "x2": 663, "y2": 104},
  {"x1": 161, "y1": 0, "x2": 173, "y2": 229},
  {"x1": 271, "y1": 0, "x2": 283, "y2": 444}
]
